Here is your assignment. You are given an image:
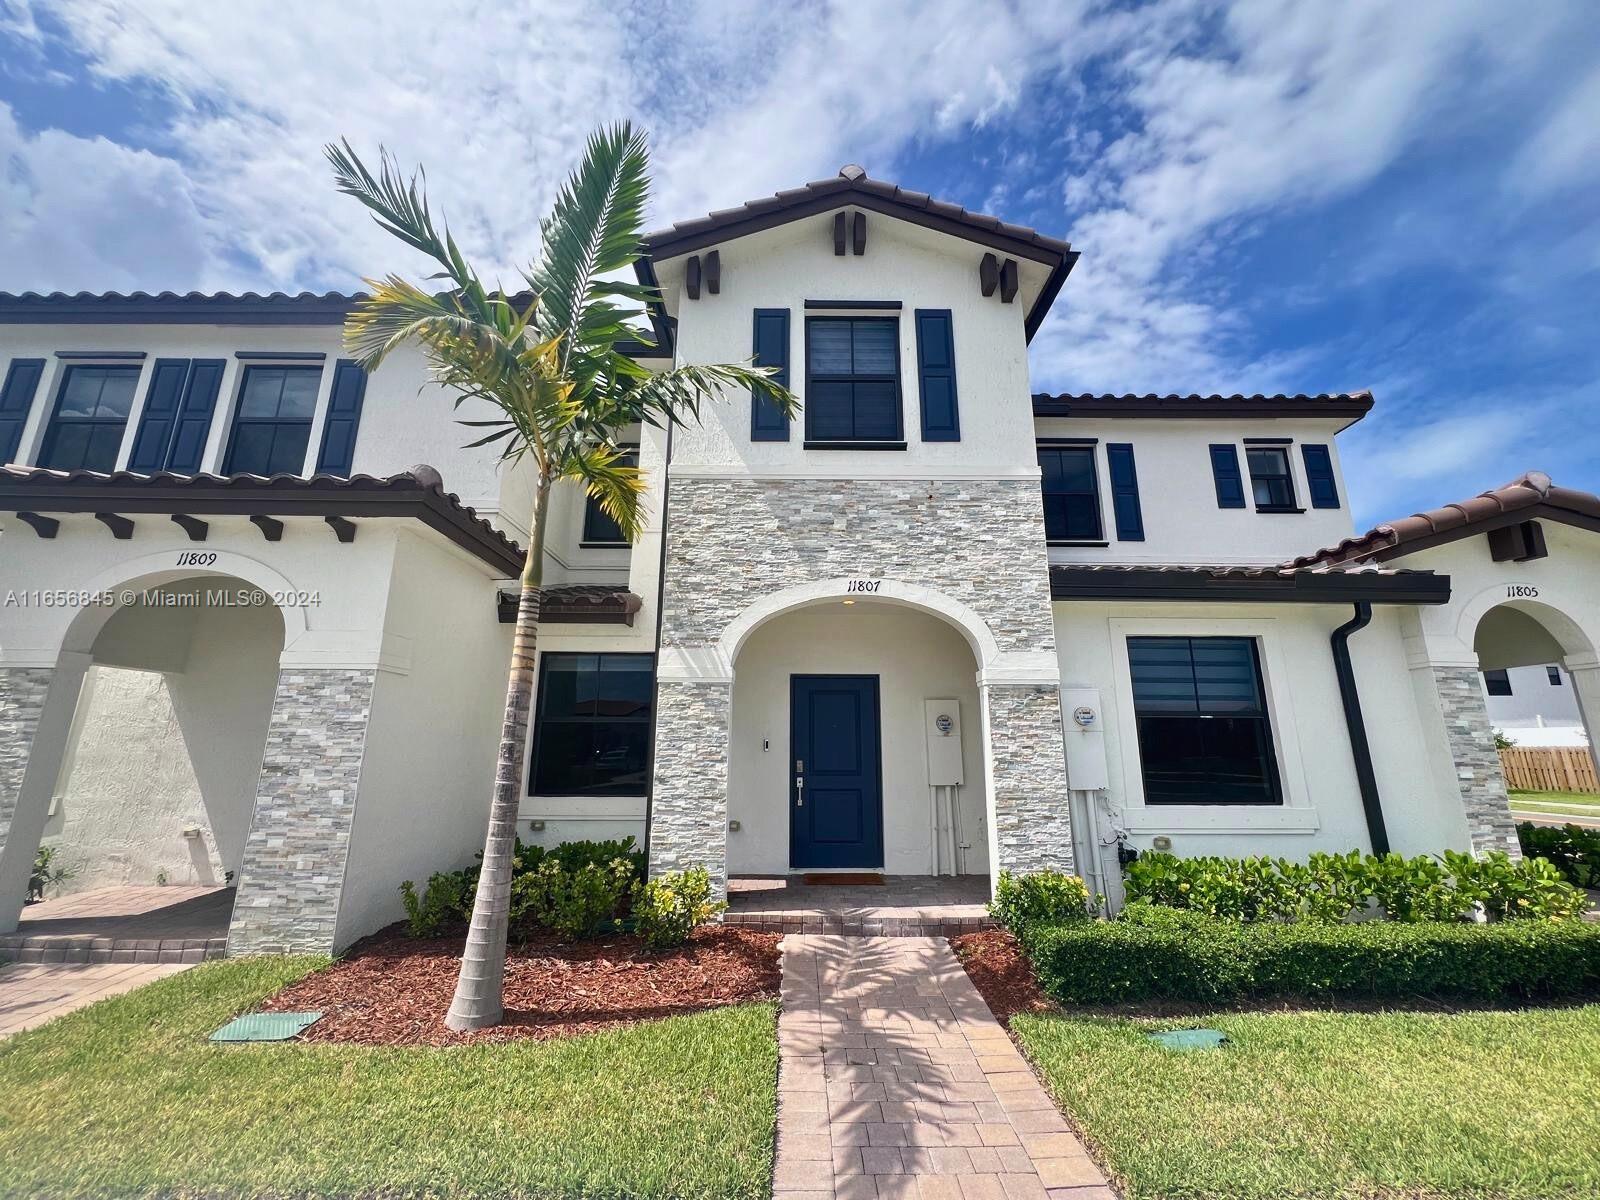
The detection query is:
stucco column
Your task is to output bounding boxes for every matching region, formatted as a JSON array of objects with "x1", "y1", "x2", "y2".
[
  {"x1": 1428, "y1": 664, "x2": 1520, "y2": 858},
  {"x1": 981, "y1": 681, "x2": 1074, "y2": 881},
  {"x1": 0, "y1": 655, "x2": 91, "y2": 931},
  {"x1": 1565, "y1": 656, "x2": 1600, "y2": 785},
  {"x1": 227, "y1": 666, "x2": 378, "y2": 955},
  {"x1": 647, "y1": 678, "x2": 732, "y2": 899}
]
